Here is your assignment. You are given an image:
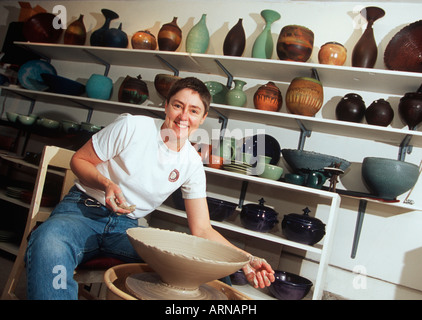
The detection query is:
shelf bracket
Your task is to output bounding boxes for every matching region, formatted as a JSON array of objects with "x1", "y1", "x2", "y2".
[
  {"x1": 351, "y1": 199, "x2": 367, "y2": 259},
  {"x1": 82, "y1": 49, "x2": 110, "y2": 77},
  {"x1": 398, "y1": 134, "x2": 413, "y2": 161},
  {"x1": 68, "y1": 99, "x2": 94, "y2": 123},
  {"x1": 238, "y1": 181, "x2": 249, "y2": 208},
  {"x1": 296, "y1": 119, "x2": 312, "y2": 150},
  {"x1": 19, "y1": 44, "x2": 51, "y2": 63},
  {"x1": 210, "y1": 107, "x2": 228, "y2": 142},
  {"x1": 155, "y1": 54, "x2": 179, "y2": 76},
  {"x1": 214, "y1": 59, "x2": 233, "y2": 88}
]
